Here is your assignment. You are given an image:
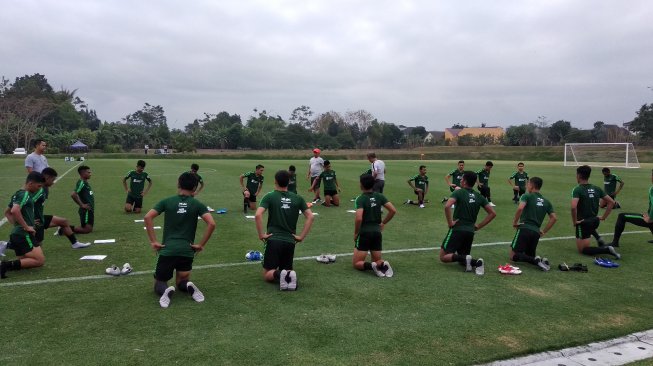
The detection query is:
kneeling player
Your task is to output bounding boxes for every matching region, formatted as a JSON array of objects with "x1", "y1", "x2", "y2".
[
  {"x1": 256, "y1": 170, "x2": 314, "y2": 291},
  {"x1": 406, "y1": 165, "x2": 428, "y2": 208},
  {"x1": 510, "y1": 177, "x2": 557, "y2": 271},
  {"x1": 144, "y1": 173, "x2": 216, "y2": 308},
  {"x1": 607, "y1": 169, "x2": 653, "y2": 247},
  {"x1": 122, "y1": 160, "x2": 152, "y2": 213},
  {"x1": 353, "y1": 174, "x2": 397, "y2": 277},
  {"x1": 439, "y1": 171, "x2": 496, "y2": 275}
]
